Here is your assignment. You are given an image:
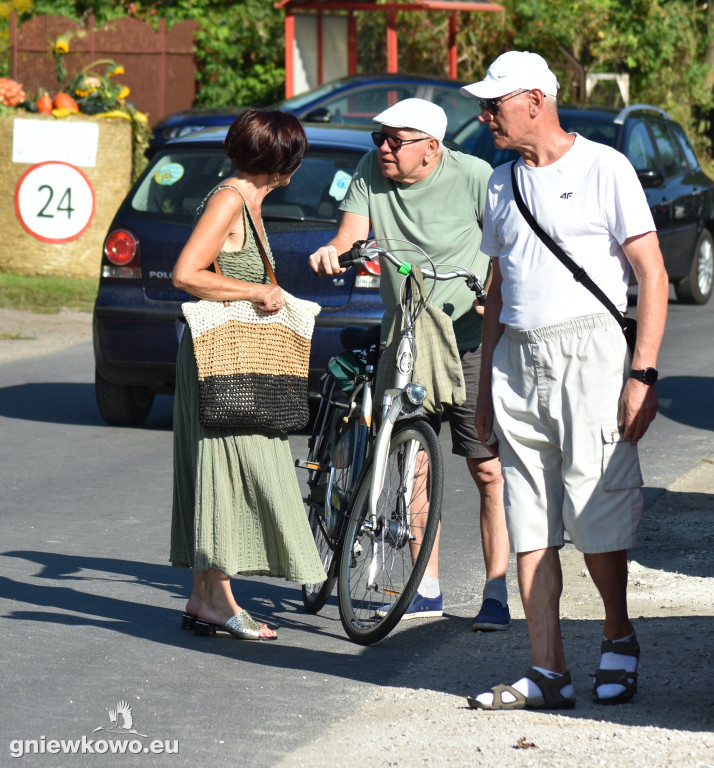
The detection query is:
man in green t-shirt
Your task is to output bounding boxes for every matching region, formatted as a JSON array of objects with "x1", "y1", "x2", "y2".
[{"x1": 308, "y1": 98, "x2": 511, "y2": 630}]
